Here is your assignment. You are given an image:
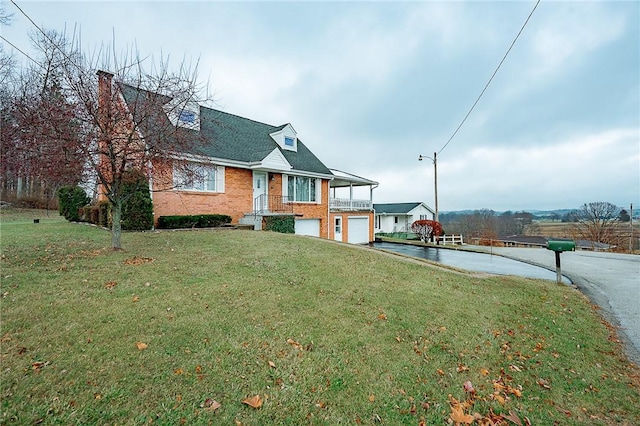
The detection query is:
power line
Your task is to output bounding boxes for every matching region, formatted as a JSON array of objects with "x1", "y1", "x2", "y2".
[
  {"x1": 0, "y1": 34, "x2": 43, "y2": 68},
  {"x1": 438, "y1": 0, "x2": 541, "y2": 156},
  {"x1": 10, "y1": 0, "x2": 88, "y2": 76}
]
